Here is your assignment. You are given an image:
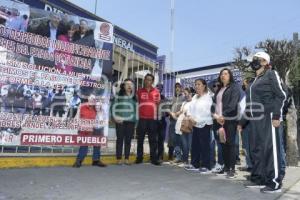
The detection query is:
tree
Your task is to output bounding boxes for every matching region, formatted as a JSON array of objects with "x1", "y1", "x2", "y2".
[
  {"x1": 233, "y1": 46, "x2": 255, "y2": 81},
  {"x1": 233, "y1": 39, "x2": 299, "y2": 166}
]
